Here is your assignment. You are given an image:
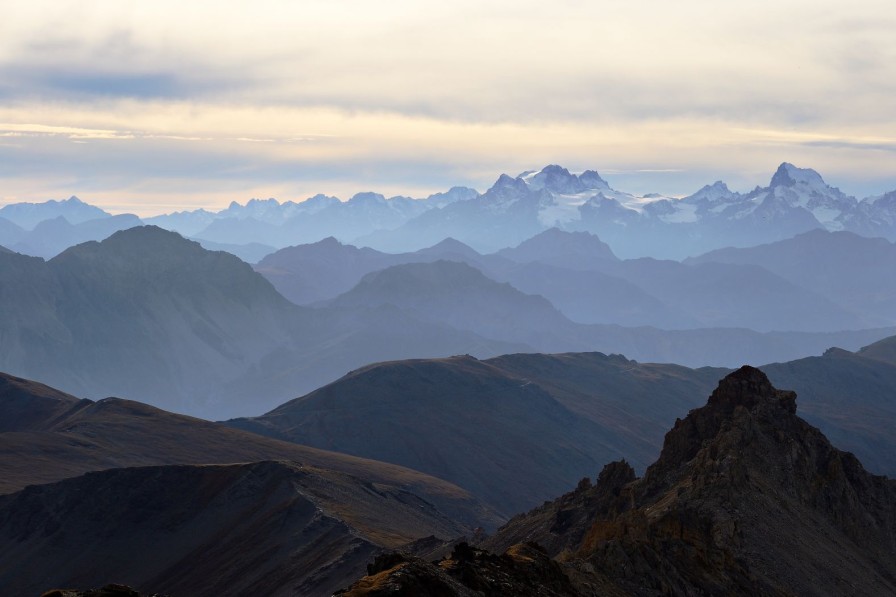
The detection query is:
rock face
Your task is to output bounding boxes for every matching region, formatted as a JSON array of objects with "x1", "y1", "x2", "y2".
[
  {"x1": 347, "y1": 367, "x2": 896, "y2": 596},
  {"x1": 590, "y1": 367, "x2": 896, "y2": 596}
]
